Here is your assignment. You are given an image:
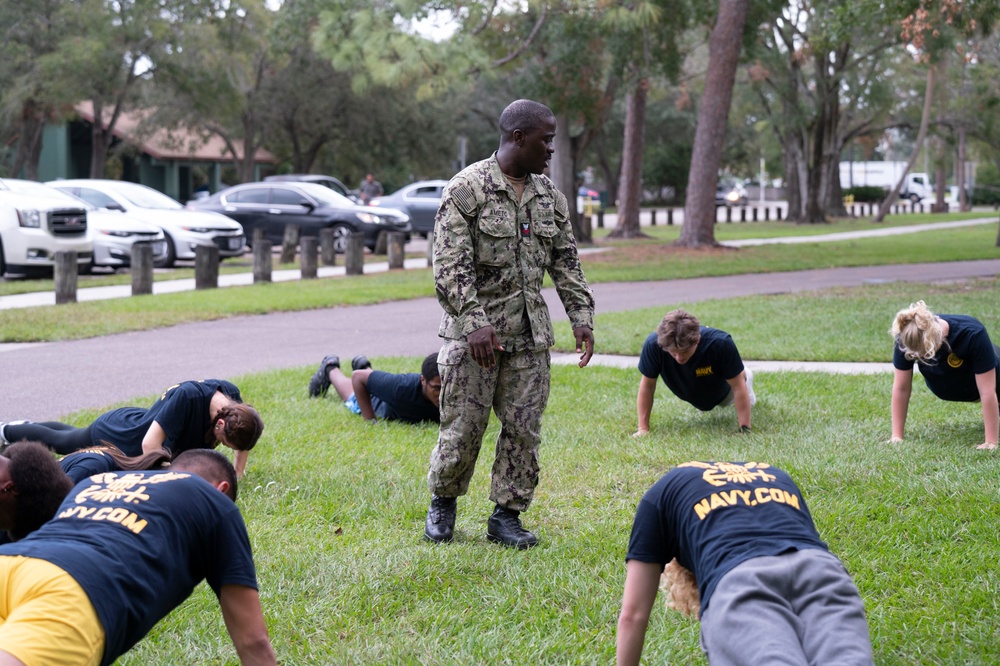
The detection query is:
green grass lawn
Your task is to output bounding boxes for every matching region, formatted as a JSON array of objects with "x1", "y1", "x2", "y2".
[
  {"x1": 2, "y1": 216, "x2": 998, "y2": 343},
  {"x1": 554, "y1": 276, "x2": 1000, "y2": 361},
  {"x1": 90, "y1": 359, "x2": 1000, "y2": 664}
]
